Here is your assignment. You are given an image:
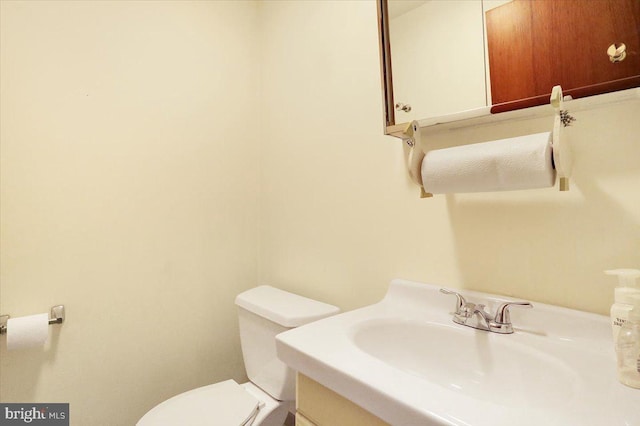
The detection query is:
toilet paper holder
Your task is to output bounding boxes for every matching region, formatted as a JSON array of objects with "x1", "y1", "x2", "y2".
[{"x1": 0, "y1": 305, "x2": 65, "y2": 335}]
